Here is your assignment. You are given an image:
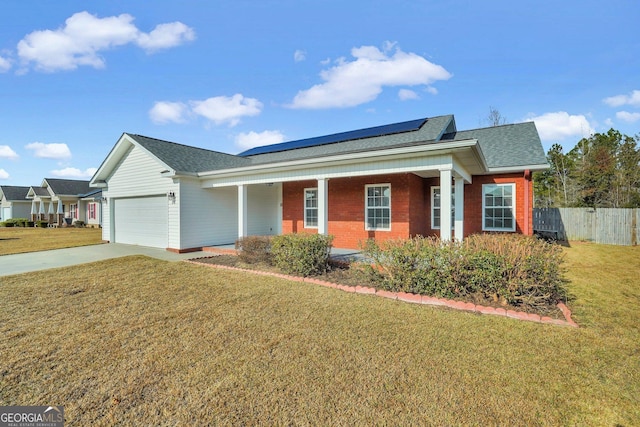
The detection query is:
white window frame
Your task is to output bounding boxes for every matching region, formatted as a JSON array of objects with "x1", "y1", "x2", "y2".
[
  {"x1": 365, "y1": 184, "x2": 391, "y2": 231},
  {"x1": 431, "y1": 186, "x2": 455, "y2": 230},
  {"x1": 69, "y1": 203, "x2": 77, "y2": 219},
  {"x1": 482, "y1": 183, "x2": 516, "y2": 232},
  {"x1": 304, "y1": 188, "x2": 318, "y2": 229}
]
